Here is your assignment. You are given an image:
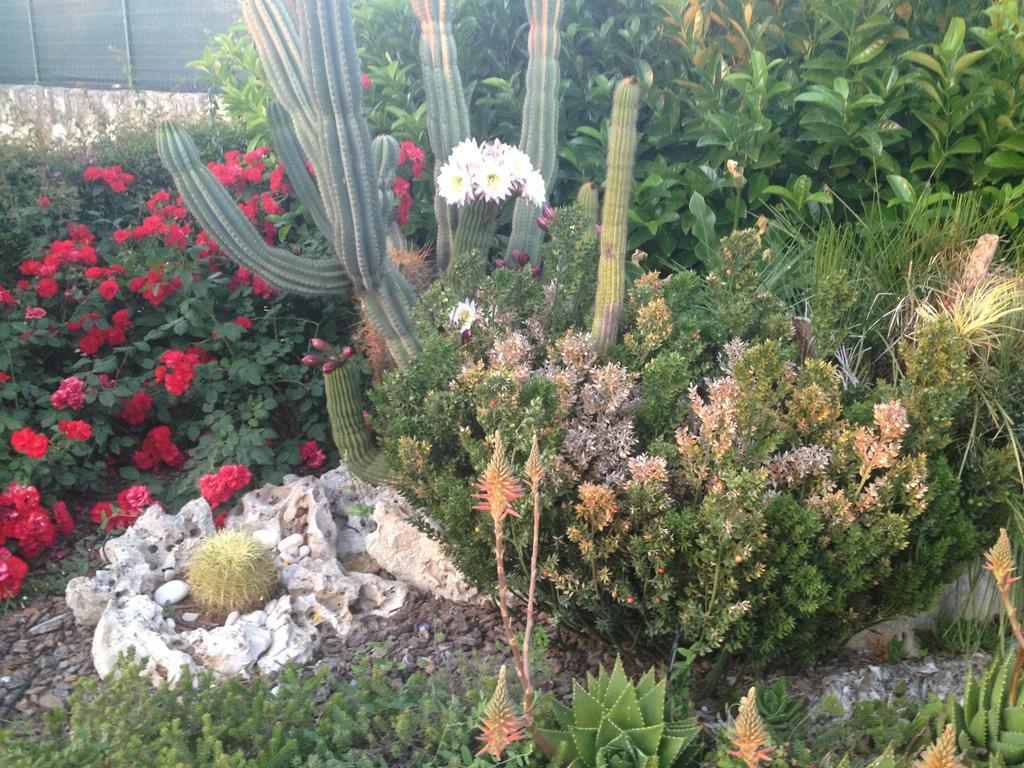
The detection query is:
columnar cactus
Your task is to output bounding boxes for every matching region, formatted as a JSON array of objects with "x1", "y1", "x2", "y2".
[
  {"x1": 157, "y1": 0, "x2": 642, "y2": 484},
  {"x1": 576, "y1": 181, "x2": 600, "y2": 228},
  {"x1": 410, "y1": 0, "x2": 471, "y2": 272},
  {"x1": 160, "y1": 0, "x2": 420, "y2": 366},
  {"x1": 591, "y1": 77, "x2": 641, "y2": 353},
  {"x1": 506, "y1": 0, "x2": 564, "y2": 265},
  {"x1": 324, "y1": 366, "x2": 395, "y2": 485}
]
